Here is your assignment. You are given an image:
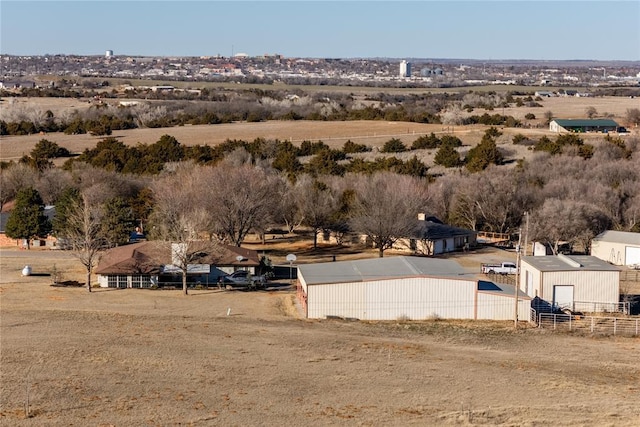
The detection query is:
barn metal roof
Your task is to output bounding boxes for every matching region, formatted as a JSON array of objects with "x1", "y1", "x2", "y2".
[
  {"x1": 592, "y1": 230, "x2": 640, "y2": 246},
  {"x1": 298, "y1": 256, "x2": 471, "y2": 285},
  {"x1": 522, "y1": 254, "x2": 620, "y2": 272},
  {"x1": 552, "y1": 119, "x2": 618, "y2": 127}
]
